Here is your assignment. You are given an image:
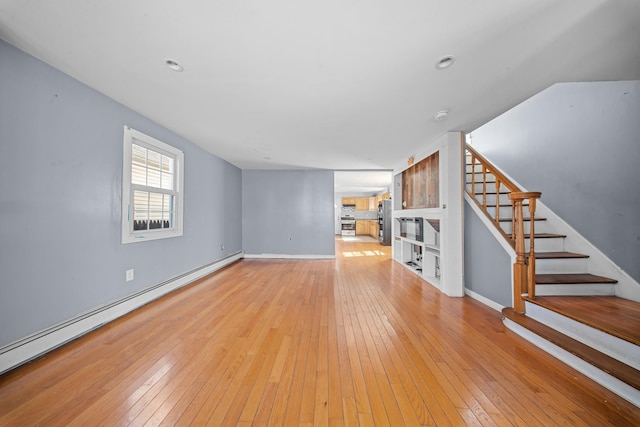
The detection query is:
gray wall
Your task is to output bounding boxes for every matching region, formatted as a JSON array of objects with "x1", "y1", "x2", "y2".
[
  {"x1": 393, "y1": 173, "x2": 403, "y2": 211},
  {"x1": 469, "y1": 81, "x2": 640, "y2": 283},
  {"x1": 242, "y1": 170, "x2": 335, "y2": 256},
  {"x1": 0, "y1": 40, "x2": 242, "y2": 347},
  {"x1": 464, "y1": 203, "x2": 512, "y2": 307}
]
